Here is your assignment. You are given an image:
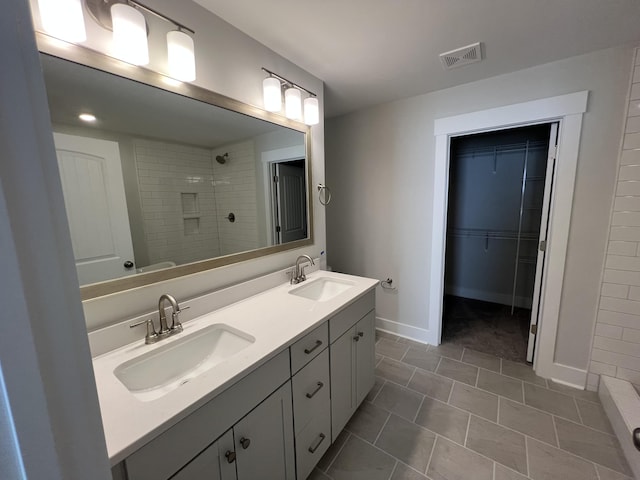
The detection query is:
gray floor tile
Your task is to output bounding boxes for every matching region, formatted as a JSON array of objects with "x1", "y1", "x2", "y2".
[
  {"x1": 427, "y1": 436, "x2": 493, "y2": 480},
  {"x1": 502, "y1": 360, "x2": 546, "y2": 386},
  {"x1": 428, "y1": 342, "x2": 464, "y2": 361},
  {"x1": 376, "y1": 354, "x2": 383, "y2": 366},
  {"x1": 462, "y1": 349, "x2": 501, "y2": 372},
  {"x1": 375, "y1": 414, "x2": 436, "y2": 473},
  {"x1": 547, "y1": 380, "x2": 601, "y2": 404},
  {"x1": 414, "y1": 396, "x2": 469, "y2": 444},
  {"x1": 345, "y1": 401, "x2": 389, "y2": 443},
  {"x1": 376, "y1": 357, "x2": 415, "y2": 386},
  {"x1": 391, "y1": 462, "x2": 429, "y2": 480},
  {"x1": 466, "y1": 415, "x2": 528, "y2": 475},
  {"x1": 328, "y1": 435, "x2": 396, "y2": 480},
  {"x1": 365, "y1": 376, "x2": 385, "y2": 403},
  {"x1": 402, "y1": 348, "x2": 442, "y2": 372},
  {"x1": 499, "y1": 397, "x2": 557, "y2": 446},
  {"x1": 449, "y1": 382, "x2": 498, "y2": 422},
  {"x1": 377, "y1": 338, "x2": 411, "y2": 361},
  {"x1": 575, "y1": 398, "x2": 614, "y2": 434},
  {"x1": 596, "y1": 464, "x2": 635, "y2": 480},
  {"x1": 407, "y1": 369, "x2": 454, "y2": 402},
  {"x1": 527, "y1": 437, "x2": 598, "y2": 480},
  {"x1": 494, "y1": 464, "x2": 529, "y2": 480},
  {"x1": 317, "y1": 430, "x2": 349, "y2": 471},
  {"x1": 377, "y1": 330, "x2": 401, "y2": 342},
  {"x1": 477, "y1": 369, "x2": 524, "y2": 403},
  {"x1": 554, "y1": 417, "x2": 631, "y2": 475},
  {"x1": 373, "y1": 382, "x2": 424, "y2": 421},
  {"x1": 523, "y1": 383, "x2": 580, "y2": 422},
  {"x1": 436, "y1": 357, "x2": 478, "y2": 386}
]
